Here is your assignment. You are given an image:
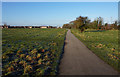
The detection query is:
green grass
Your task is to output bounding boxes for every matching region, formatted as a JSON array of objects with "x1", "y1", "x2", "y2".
[
  {"x1": 2, "y1": 28, "x2": 67, "y2": 76},
  {"x1": 71, "y1": 29, "x2": 119, "y2": 71}
]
